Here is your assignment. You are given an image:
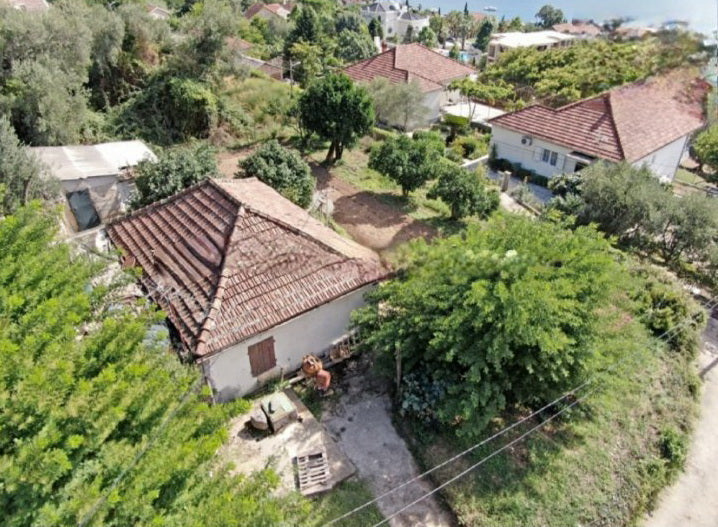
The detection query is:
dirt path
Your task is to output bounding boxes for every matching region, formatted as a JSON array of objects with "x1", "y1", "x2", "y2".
[
  {"x1": 643, "y1": 309, "x2": 718, "y2": 527},
  {"x1": 313, "y1": 163, "x2": 436, "y2": 253},
  {"x1": 321, "y1": 357, "x2": 455, "y2": 527}
]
